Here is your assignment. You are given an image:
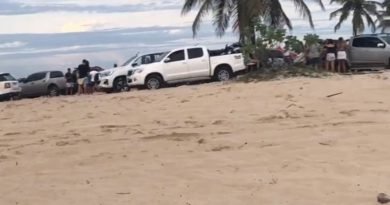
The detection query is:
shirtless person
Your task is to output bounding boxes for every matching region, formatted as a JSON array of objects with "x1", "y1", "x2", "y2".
[{"x1": 337, "y1": 37, "x2": 348, "y2": 73}]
